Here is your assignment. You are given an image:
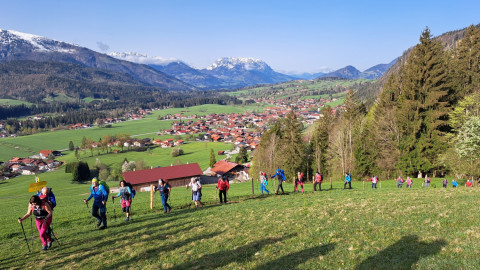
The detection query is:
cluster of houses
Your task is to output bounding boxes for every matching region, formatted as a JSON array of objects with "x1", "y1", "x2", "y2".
[
  {"x1": 68, "y1": 109, "x2": 154, "y2": 130},
  {"x1": 0, "y1": 150, "x2": 63, "y2": 180}
]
